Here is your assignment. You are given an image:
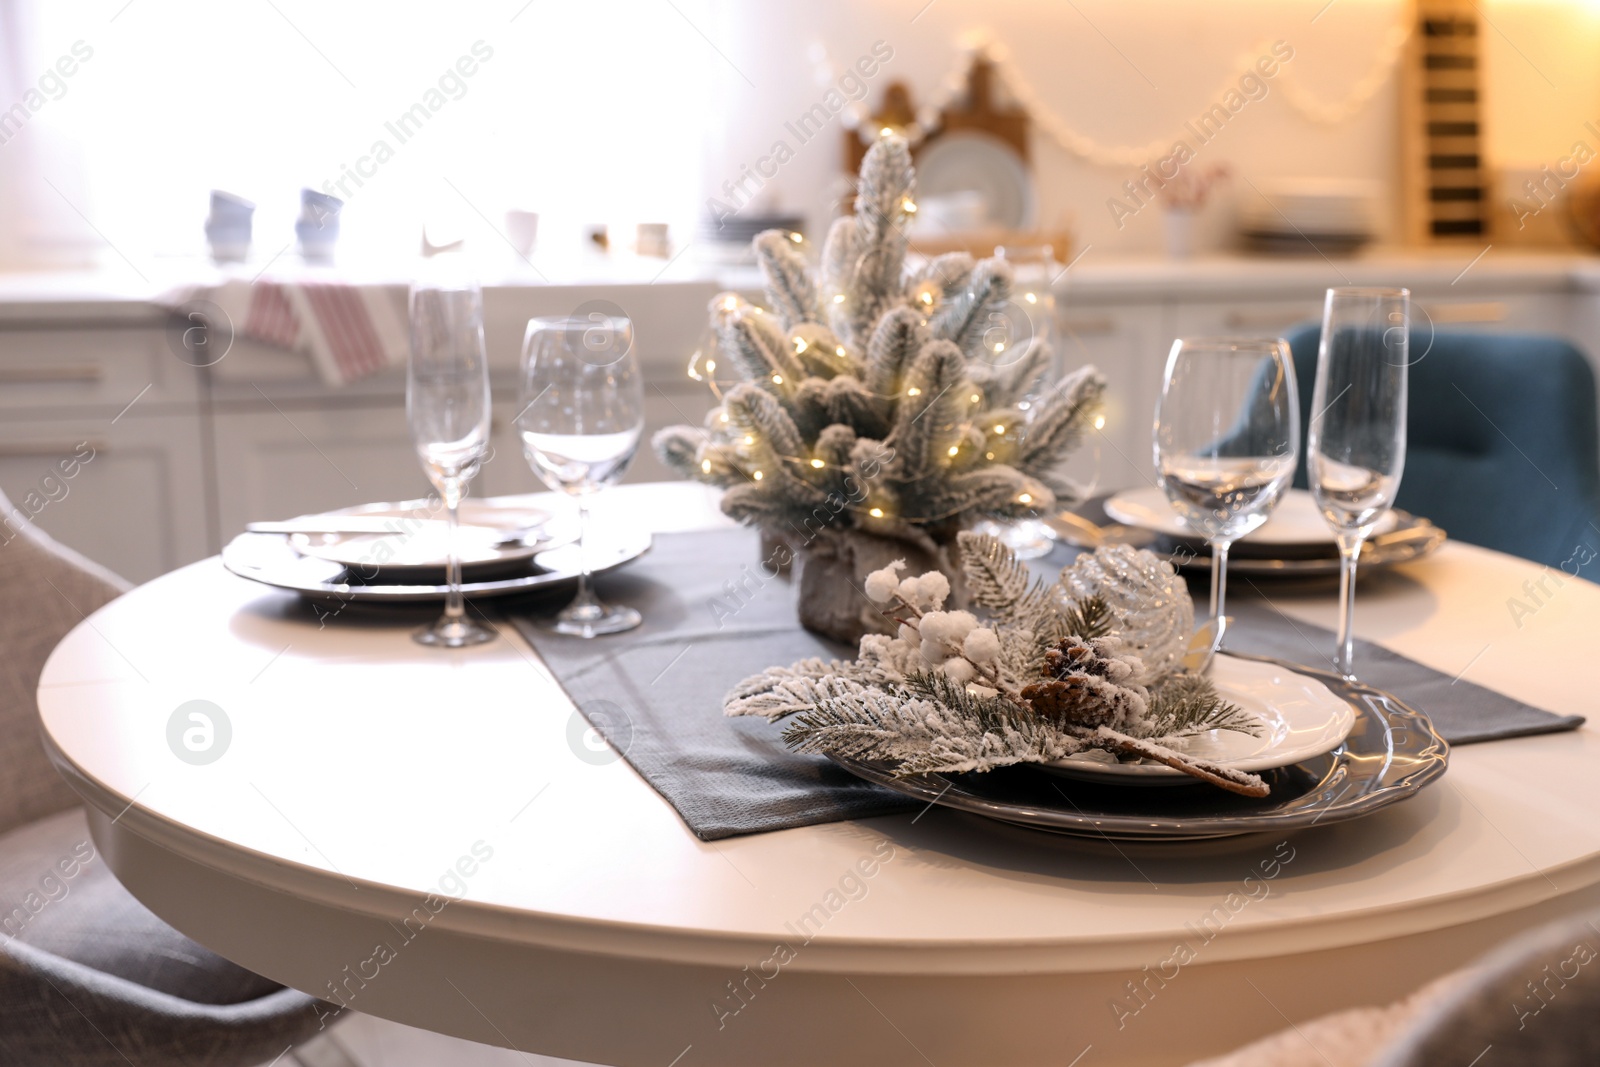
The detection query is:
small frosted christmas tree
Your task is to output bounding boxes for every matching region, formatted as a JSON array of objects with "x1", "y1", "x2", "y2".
[{"x1": 654, "y1": 133, "x2": 1105, "y2": 641}]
